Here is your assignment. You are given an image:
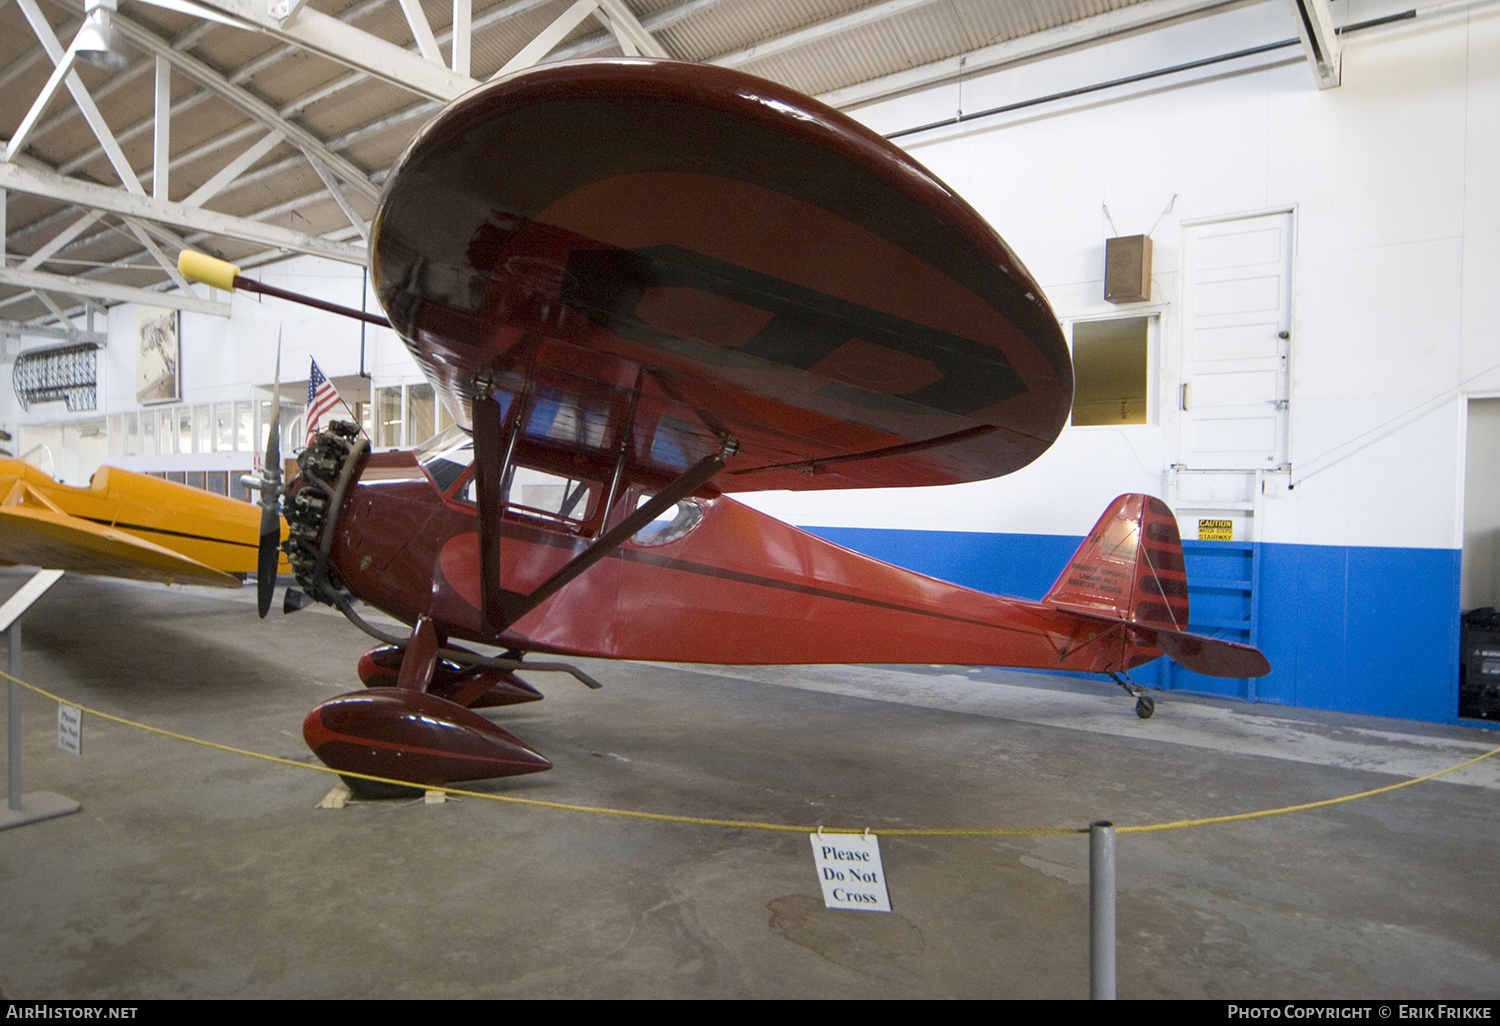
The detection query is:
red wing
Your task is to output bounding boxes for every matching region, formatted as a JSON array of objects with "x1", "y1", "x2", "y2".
[{"x1": 372, "y1": 59, "x2": 1071, "y2": 492}]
